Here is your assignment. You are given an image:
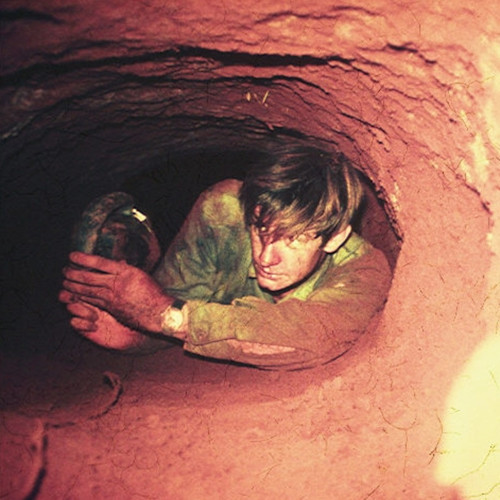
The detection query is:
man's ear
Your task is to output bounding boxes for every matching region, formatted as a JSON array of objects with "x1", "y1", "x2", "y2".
[{"x1": 322, "y1": 225, "x2": 352, "y2": 253}]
